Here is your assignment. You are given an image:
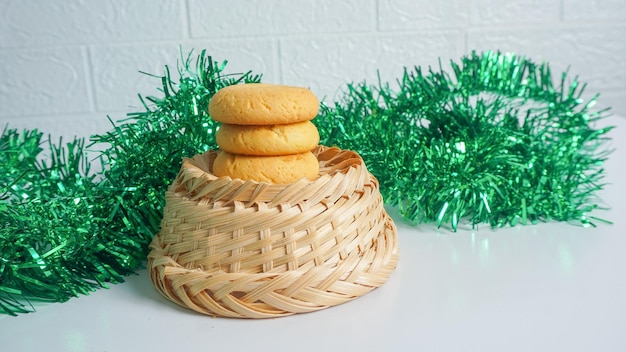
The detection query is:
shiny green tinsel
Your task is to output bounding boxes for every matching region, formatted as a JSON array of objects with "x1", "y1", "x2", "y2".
[
  {"x1": 317, "y1": 51, "x2": 613, "y2": 230},
  {"x1": 91, "y1": 50, "x2": 261, "y2": 252},
  {"x1": 0, "y1": 50, "x2": 260, "y2": 316},
  {"x1": 0, "y1": 130, "x2": 125, "y2": 315}
]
